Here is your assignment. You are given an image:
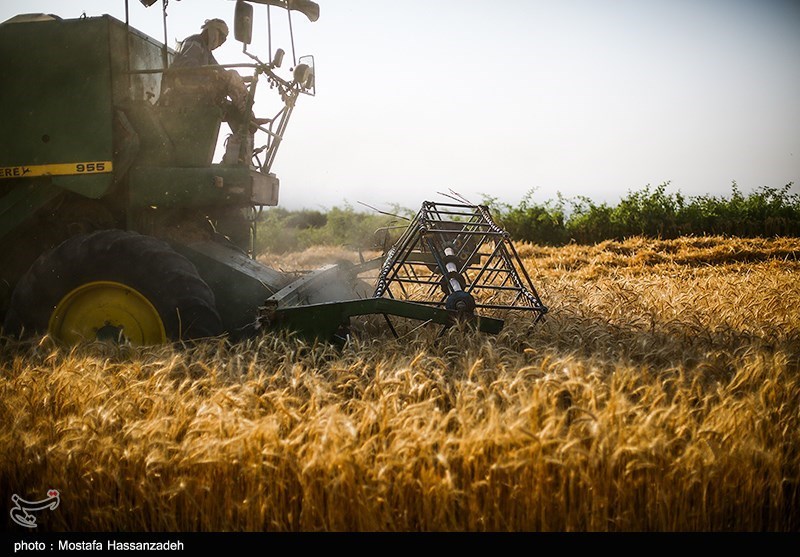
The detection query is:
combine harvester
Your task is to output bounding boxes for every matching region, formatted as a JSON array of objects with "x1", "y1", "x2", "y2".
[{"x1": 0, "y1": 0, "x2": 547, "y2": 346}]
